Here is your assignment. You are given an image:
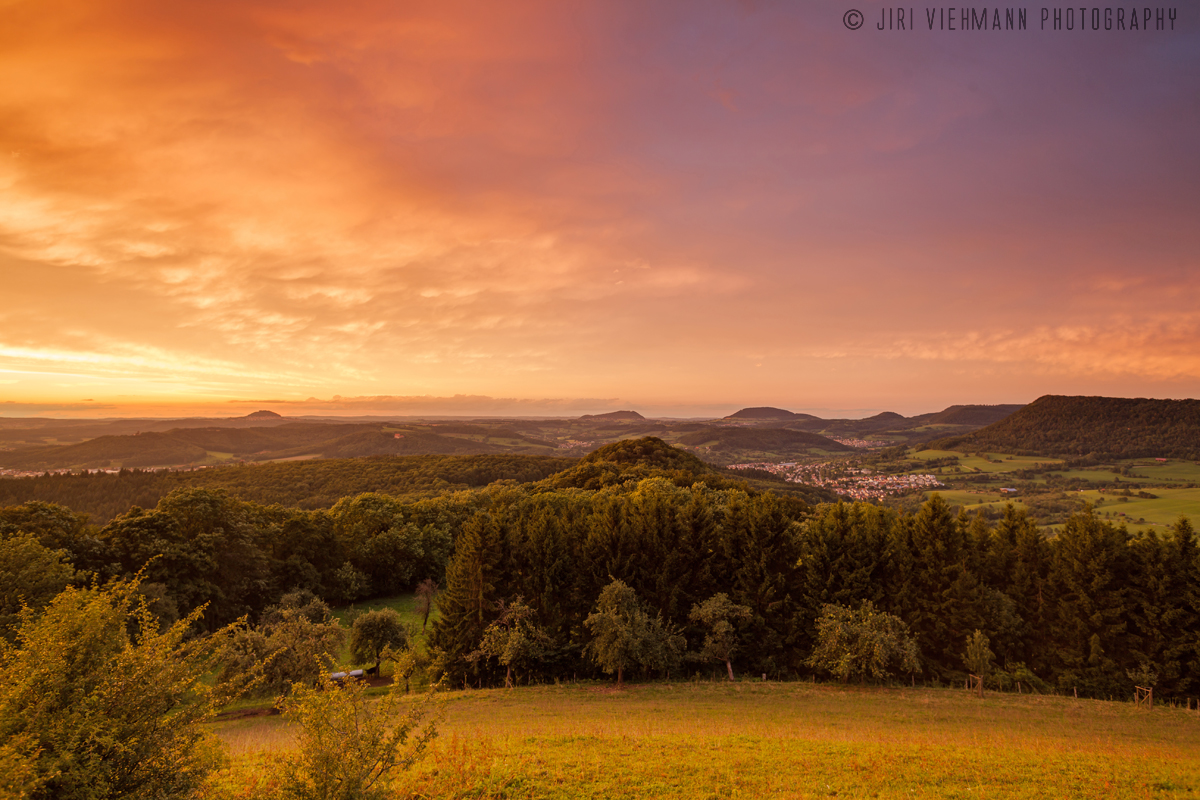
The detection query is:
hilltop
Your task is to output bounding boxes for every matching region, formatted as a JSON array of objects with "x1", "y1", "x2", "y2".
[
  {"x1": 932, "y1": 395, "x2": 1200, "y2": 459},
  {"x1": 677, "y1": 427, "x2": 853, "y2": 463},
  {"x1": 925, "y1": 404, "x2": 1025, "y2": 426},
  {"x1": 725, "y1": 407, "x2": 818, "y2": 421},
  {"x1": 577, "y1": 410, "x2": 645, "y2": 421}
]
